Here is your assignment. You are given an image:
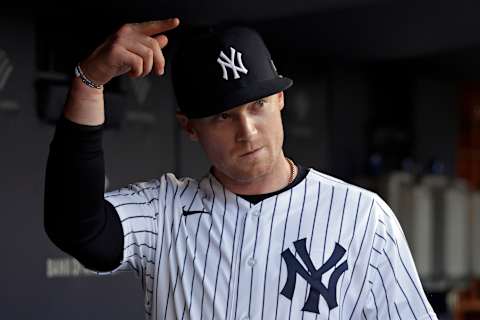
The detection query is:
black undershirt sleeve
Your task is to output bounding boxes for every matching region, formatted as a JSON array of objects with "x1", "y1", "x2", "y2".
[{"x1": 44, "y1": 115, "x2": 124, "y2": 272}]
